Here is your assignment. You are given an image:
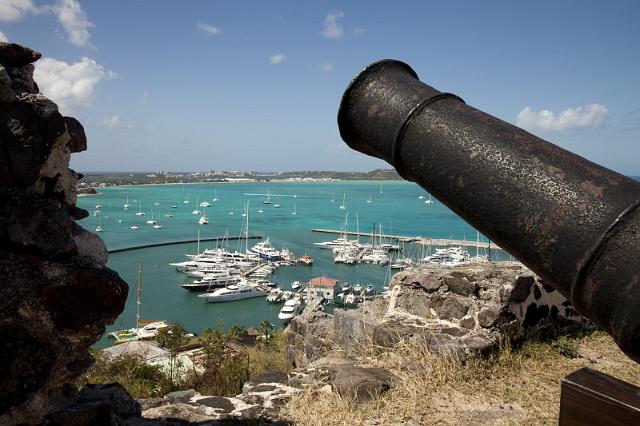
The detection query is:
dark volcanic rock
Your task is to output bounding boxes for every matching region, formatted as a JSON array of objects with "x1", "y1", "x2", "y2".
[
  {"x1": 445, "y1": 272, "x2": 477, "y2": 296},
  {"x1": 433, "y1": 295, "x2": 469, "y2": 320},
  {"x1": 64, "y1": 116, "x2": 87, "y2": 153},
  {"x1": 197, "y1": 396, "x2": 236, "y2": 412},
  {"x1": 0, "y1": 43, "x2": 128, "y2": 426},
  {"x1": 251, "y1": 370, "x2": 289, "y2": 385},
  {"x1": 0, "y1": 42, "x2": 41, "y2": 67}
]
